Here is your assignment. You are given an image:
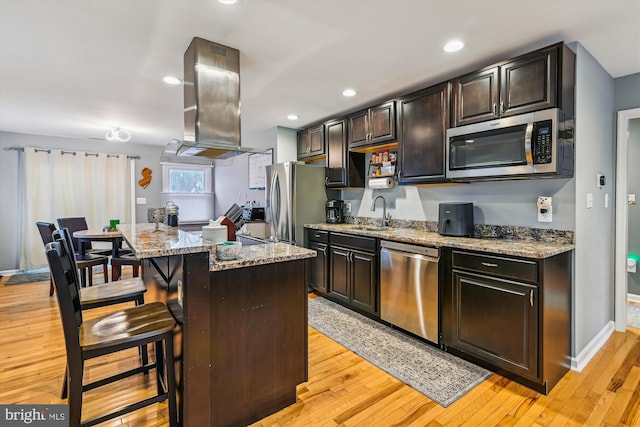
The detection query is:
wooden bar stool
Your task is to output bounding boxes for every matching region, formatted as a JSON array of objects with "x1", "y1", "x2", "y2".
[{"x1": 45, "y1": 241, "x2": 177, "y2": 427}]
